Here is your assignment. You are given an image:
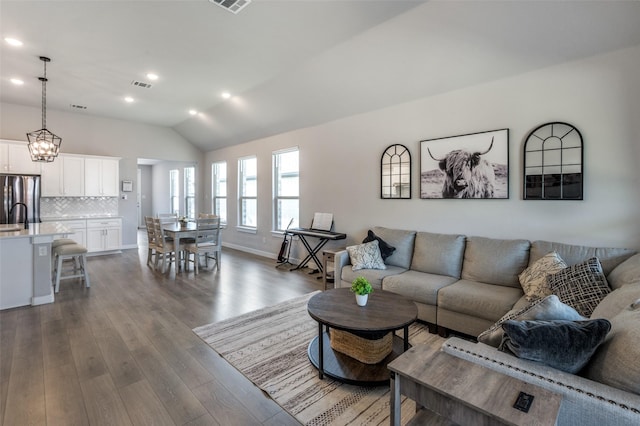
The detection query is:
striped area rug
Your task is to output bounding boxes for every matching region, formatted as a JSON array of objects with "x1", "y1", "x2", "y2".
[{"x1": 193, "y1": 291, "x2": 446, "y2": 425}]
